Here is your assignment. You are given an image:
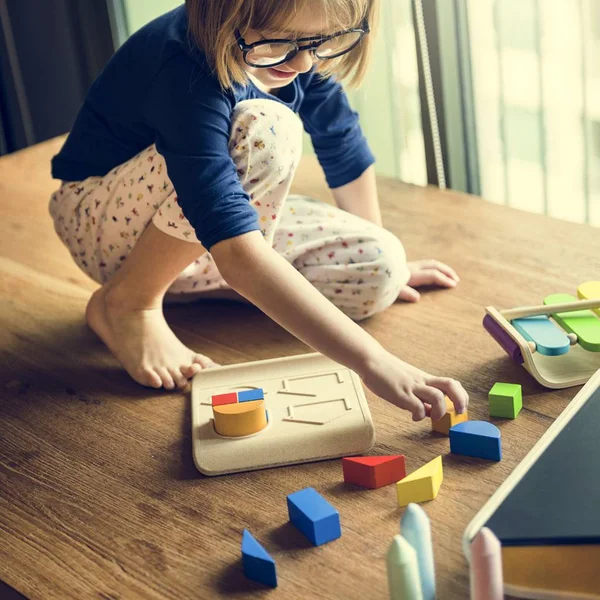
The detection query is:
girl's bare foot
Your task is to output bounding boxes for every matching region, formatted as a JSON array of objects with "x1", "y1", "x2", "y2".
[{"x1": 86, "y1": 287, "x2": 218, "y2": 389}]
